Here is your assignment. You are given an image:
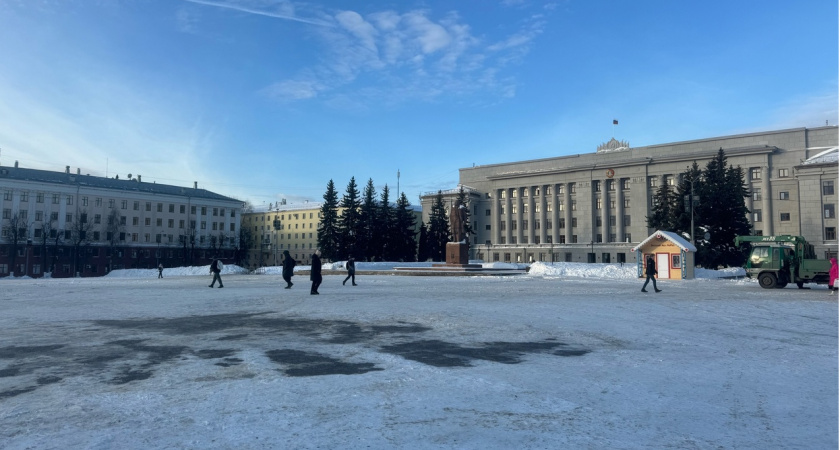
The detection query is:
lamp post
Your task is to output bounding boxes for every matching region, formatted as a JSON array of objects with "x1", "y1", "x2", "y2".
[
  {"x1": 685, "y1": 167, "x2": 699, "y2": 246},
  {"x1": 25, "y1": 238, "x2": 32, "y2": 277}
]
